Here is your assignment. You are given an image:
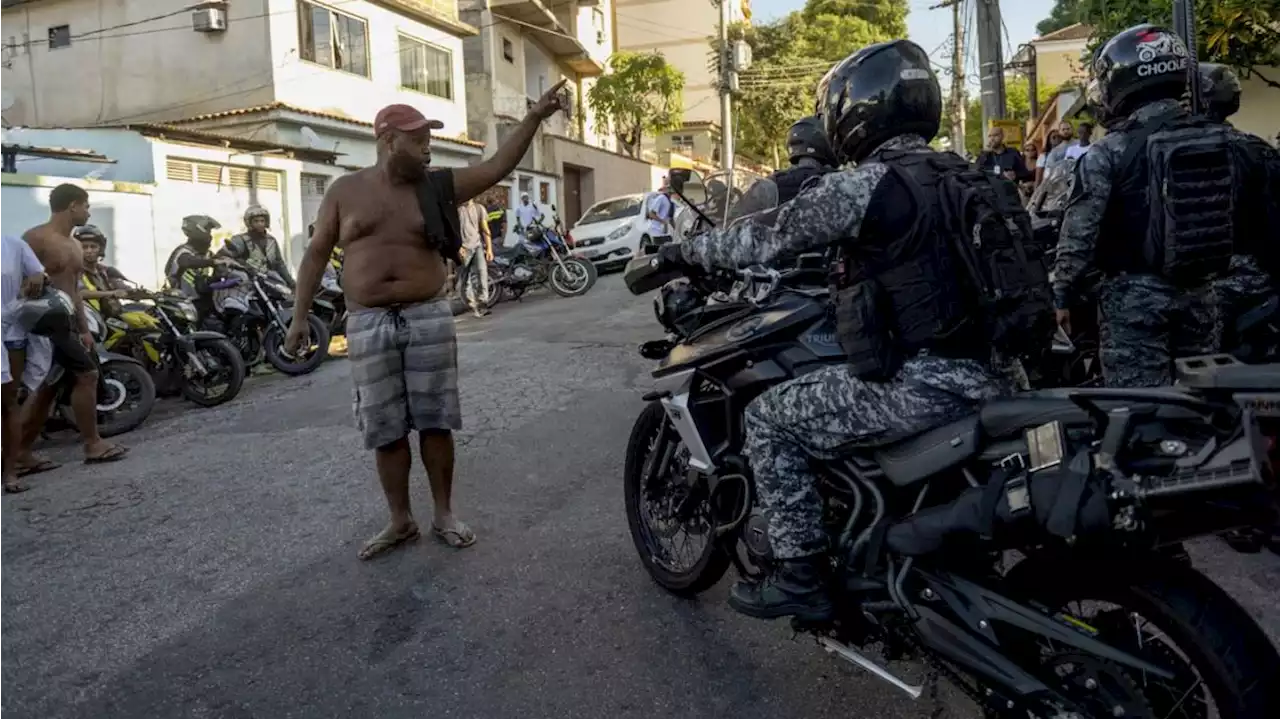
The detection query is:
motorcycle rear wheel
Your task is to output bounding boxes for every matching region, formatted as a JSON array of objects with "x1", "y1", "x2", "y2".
[
  {"x1": 624, "y1": 402, "x2": 731, "y2": 596},
  {"x1": 181, "y1": 338, "x2": 246, "y2": 407},
  {"x1": 991, "y1": 553, "x2": 1280, "y2": 718}
]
